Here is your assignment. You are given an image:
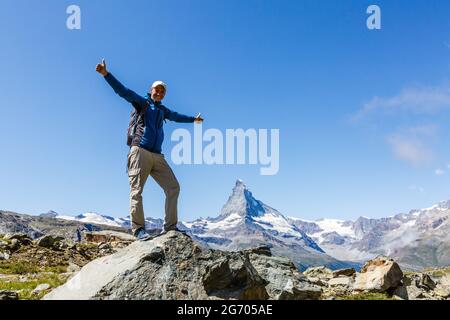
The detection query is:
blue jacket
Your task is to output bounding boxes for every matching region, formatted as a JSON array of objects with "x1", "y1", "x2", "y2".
[{"x1": 104, "y1": 73, "x2": 195, "y2": 154}]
